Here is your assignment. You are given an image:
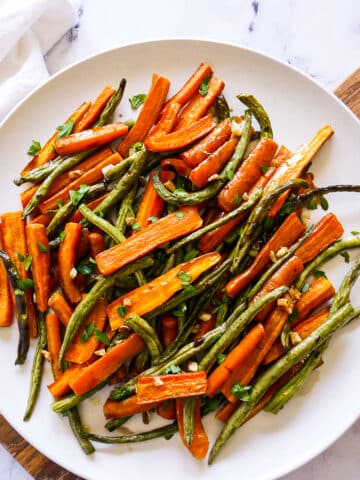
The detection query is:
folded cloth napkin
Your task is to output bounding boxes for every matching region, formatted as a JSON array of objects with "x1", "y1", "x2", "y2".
[{"x1": 0, "y1": 0, "x2": 79, "y2": 123}]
